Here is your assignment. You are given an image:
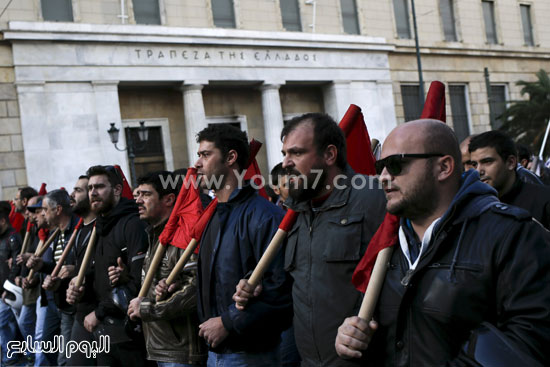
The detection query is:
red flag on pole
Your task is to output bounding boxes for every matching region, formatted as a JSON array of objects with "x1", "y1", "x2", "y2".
[
  {"x1": 244, "y1": 139, "x2": 269, "y2": 200},
  {"x1": 352, "y1": 81, "x2": 446, "y2": 293},
  {"x1": 38, "y1": 183, "x2": 47, "y2": 196},
  {"x1": 159, "y1": 168, "x2": 203, "y2": 249},
  {"x1": 9, "y1": 201, "x2": 24, "y2": 232},
  {"x1": 114, "y1": 165, "x2": 134, "y2": 200},
  {"x1": 338, "y1": 104, "x2": 377, "y2": 175}
]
